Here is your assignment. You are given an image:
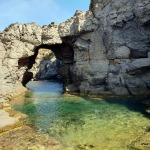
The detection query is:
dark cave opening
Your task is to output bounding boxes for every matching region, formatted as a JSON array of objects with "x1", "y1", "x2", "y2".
[
  {"x1": 22, "y1": 71, "x2": 33, "y2": 87},
  {"x1": 19, "y1": 43, "x2": 74, "y2": 87}
]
